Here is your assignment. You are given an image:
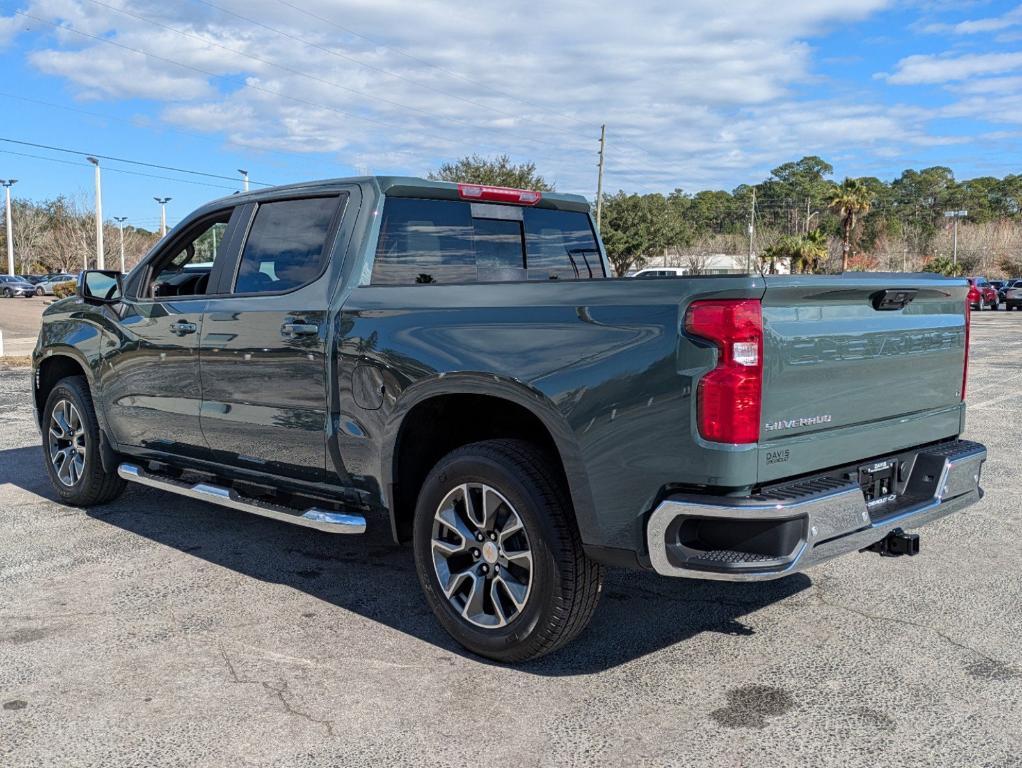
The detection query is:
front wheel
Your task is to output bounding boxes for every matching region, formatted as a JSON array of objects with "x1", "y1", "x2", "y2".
[
  {"x1": 2, "y1": 288, "x2": 11, "y2": 298},
  {"x1": 413, "y1": 439, "x2": 603, "y2": 662},
  {"x1": 42, "y1": 376, "x2": 126, "y2": 506},
  {"x1": 35, "y1": 286, "x2": 44, "y2": 296}
]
